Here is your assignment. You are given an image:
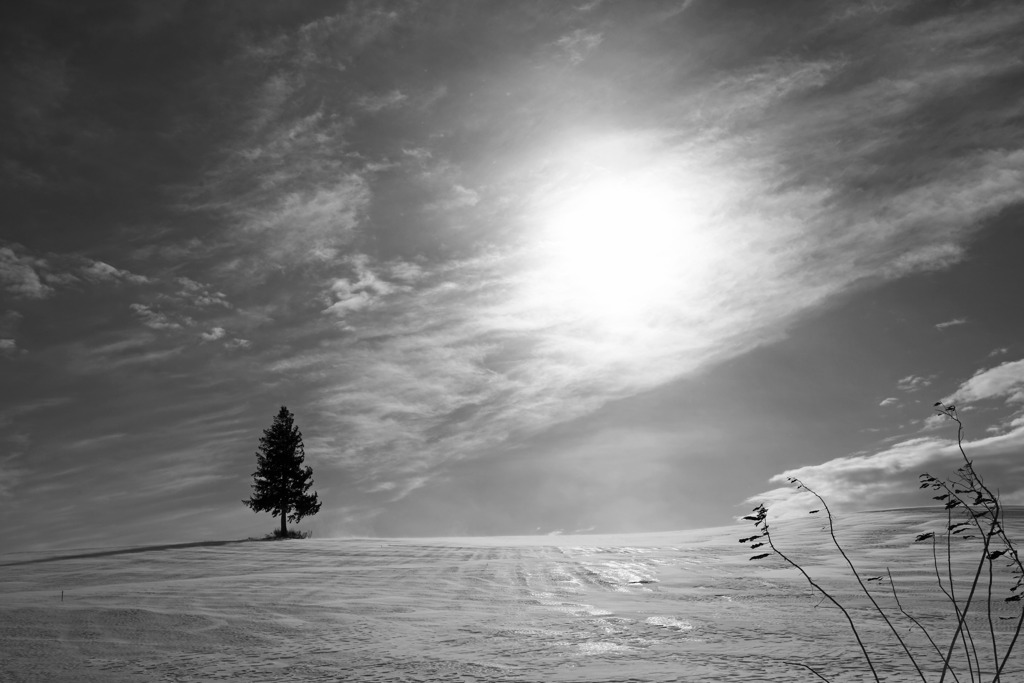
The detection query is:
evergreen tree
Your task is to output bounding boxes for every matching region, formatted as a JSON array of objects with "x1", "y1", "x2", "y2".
[{"x1": 243, "y1": 406, "x2": 322, "y2": 537}]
